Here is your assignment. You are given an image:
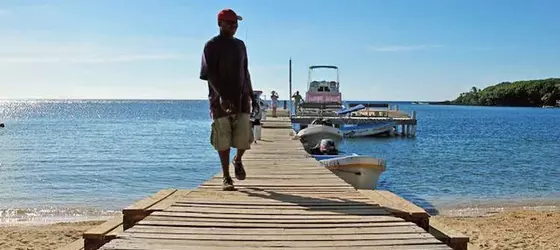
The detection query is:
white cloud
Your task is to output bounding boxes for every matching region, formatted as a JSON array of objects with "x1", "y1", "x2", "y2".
[
  {"x1": 0, "y1": 36, "x2": 191, "y2": 64},
  {"x1": 368, "y1": 44, "x2": 445, "y2": 52}
]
